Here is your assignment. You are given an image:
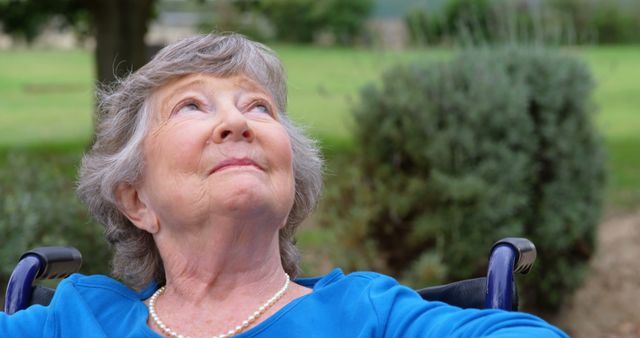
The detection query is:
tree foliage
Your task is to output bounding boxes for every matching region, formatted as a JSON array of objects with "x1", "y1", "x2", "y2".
[
  {"x1": 0, "y1": 0, "x2": 155, "y2": 86},
  {"x1": 235, "y1": 0, "x2": 374, "y2": 44},
  {"x1": 0, "y1": 0, "x2": 86, "y2": 42}
]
